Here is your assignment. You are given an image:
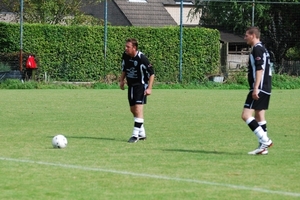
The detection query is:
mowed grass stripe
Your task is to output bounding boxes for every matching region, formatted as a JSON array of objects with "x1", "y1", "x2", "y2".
[
  {"x1": 0, "y1": 89, "x2": 299, "y2": 200},
  {"x1": 1, "y1": 156, "x2": 300, "y2": 198}
]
